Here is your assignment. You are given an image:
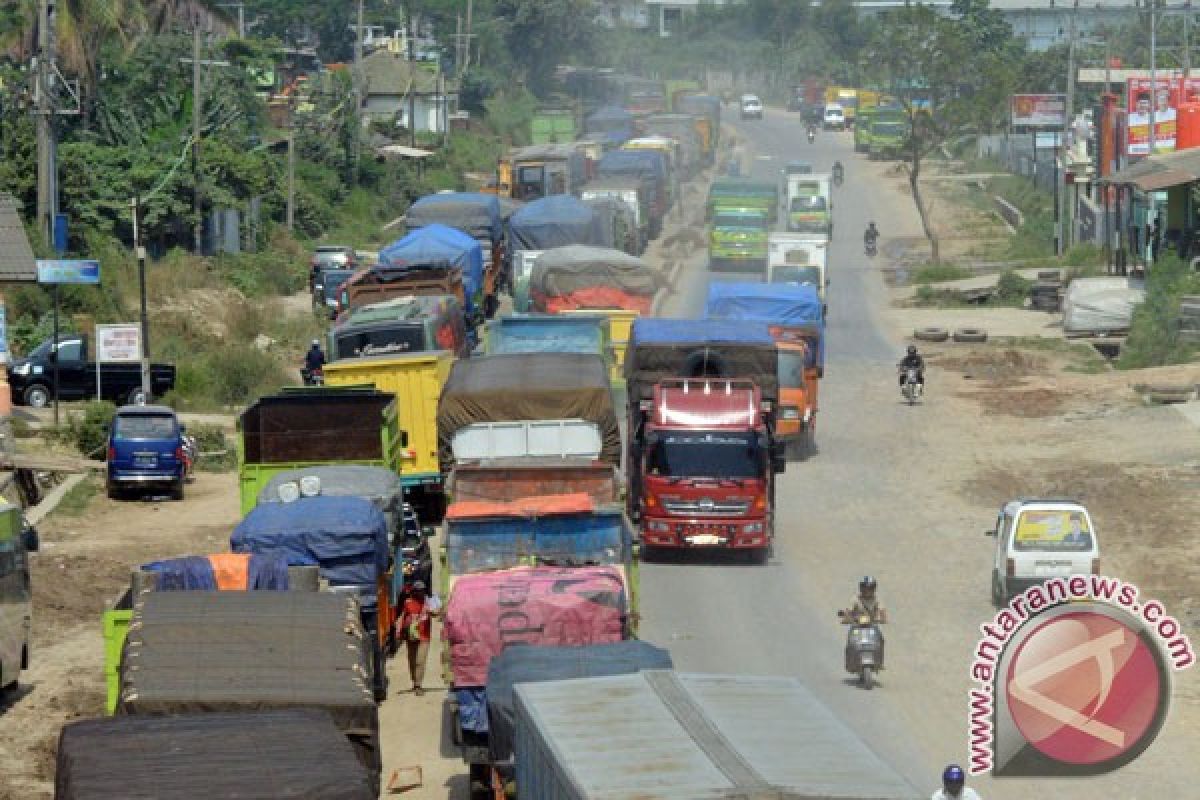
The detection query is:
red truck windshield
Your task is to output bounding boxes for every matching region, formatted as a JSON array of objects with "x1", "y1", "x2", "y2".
[{"x1": 647, "y1": 432, "x2": 761, "y2": 479}]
